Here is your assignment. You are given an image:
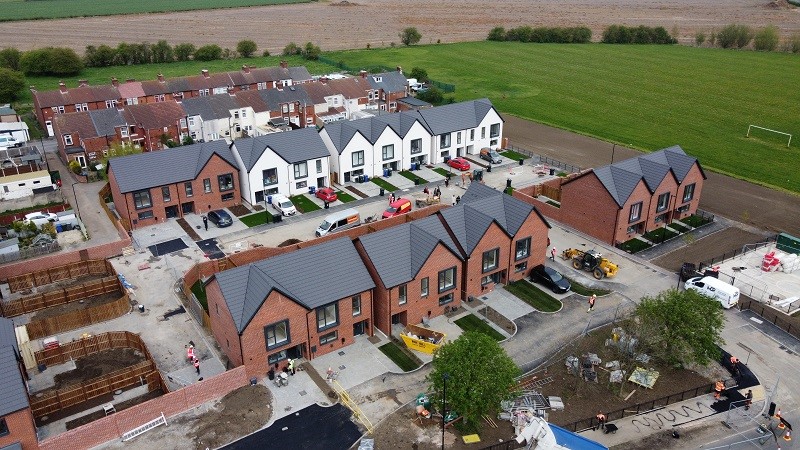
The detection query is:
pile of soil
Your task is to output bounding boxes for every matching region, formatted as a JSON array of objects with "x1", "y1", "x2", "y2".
[
  {"x1": 192, "y1": 384, "x2": 272, "y2": 450},
  {"x1": 30, "y1": 290, "x2": 123, "y2": 320},
  {"x1": 227, "y1": 204, "x2": 252, "y2": 217},
  {"x1": 53, "y1": 348, "x2": 146, "y2": 389},
  {"x1": 766, "y1": 0, "x2": 792, "y2": 9},
  {"x1": 330, "y1": 0, "x2": 358, "y2": 6}
]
